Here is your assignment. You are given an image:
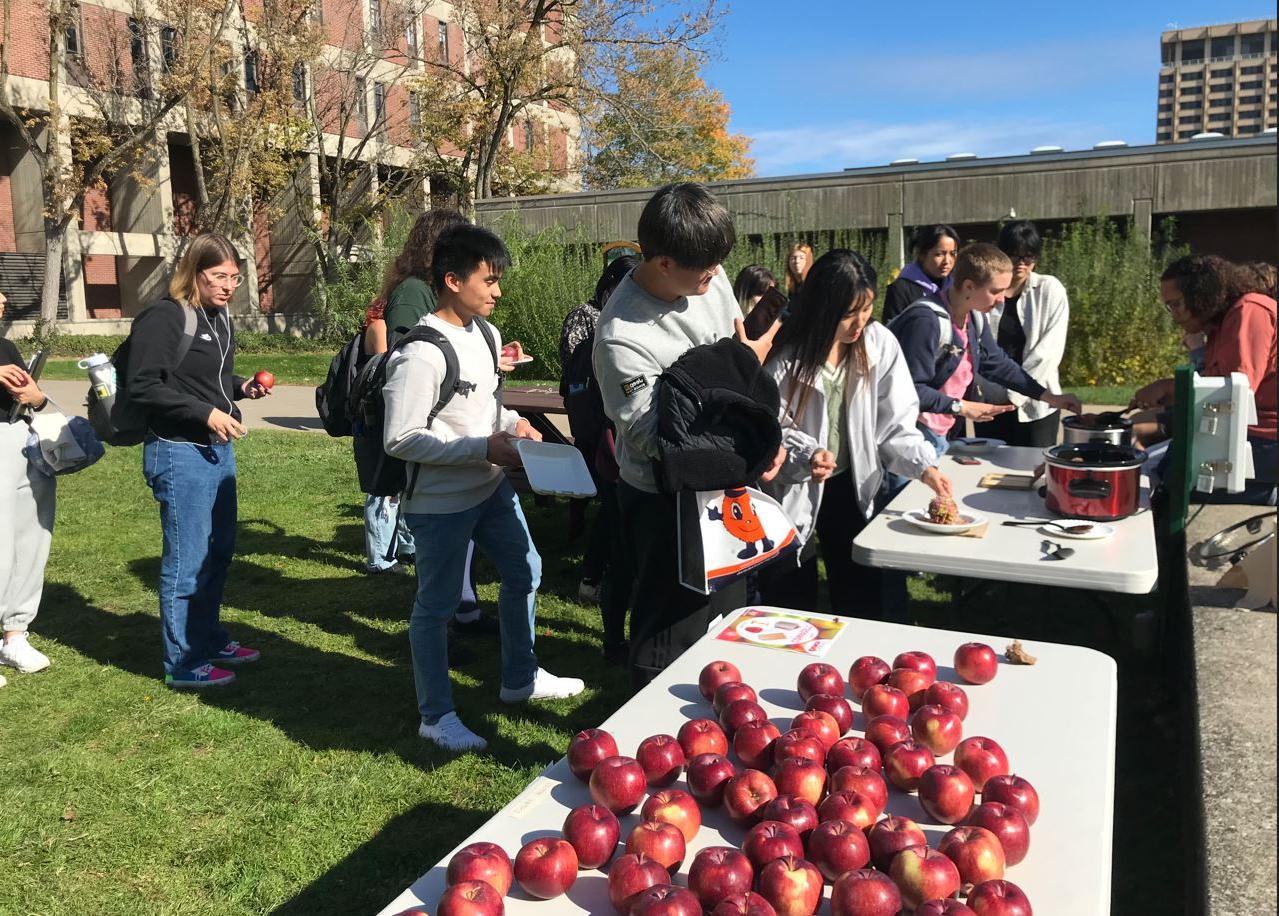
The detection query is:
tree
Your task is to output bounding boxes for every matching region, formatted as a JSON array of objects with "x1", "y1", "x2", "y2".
[{"x1": 582, "y1": 44, "x2": 752, "y2": 189}]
